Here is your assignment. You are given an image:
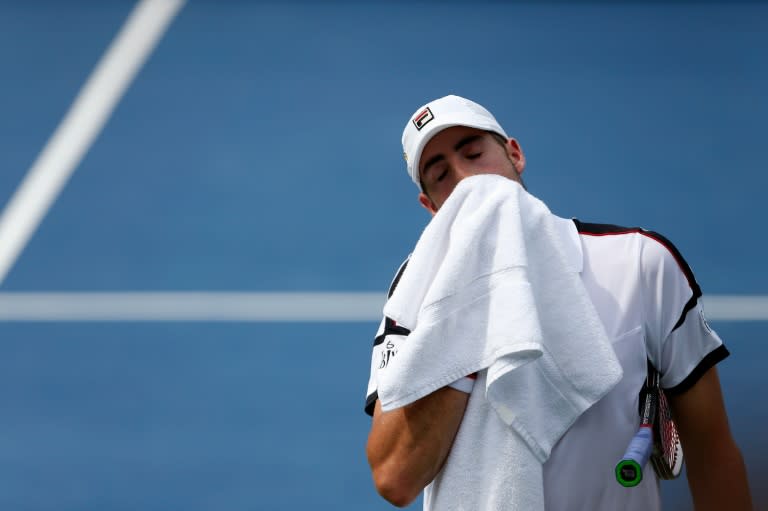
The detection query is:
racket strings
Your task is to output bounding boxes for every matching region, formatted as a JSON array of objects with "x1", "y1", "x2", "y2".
[{"x1": 650, "y1": 378, "x2": 683, "y2": 479}]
